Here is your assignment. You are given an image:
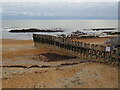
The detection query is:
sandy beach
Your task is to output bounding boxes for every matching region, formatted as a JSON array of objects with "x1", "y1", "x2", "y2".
[
  {"x1": 1, "y1": 39, "x2": 119, "y2": 88},
  {"x1": 1, "y1": 1, "x2": 119, "y2": 88}
]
